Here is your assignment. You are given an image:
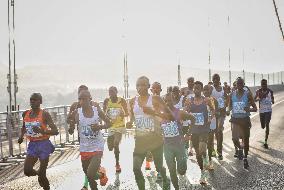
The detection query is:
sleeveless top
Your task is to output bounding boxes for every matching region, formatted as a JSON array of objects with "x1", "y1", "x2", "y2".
[
  {"x1": 105, "y1": 97, "x2": 125, "y2": 129},
  {"x1": 78, "y1": 106, "x2": 105, "y2": 152},
  {"x1": 258, "y1": 89, "x2": 273, "y2": 113},
  {"x1": 190, "y1": 97, "x2": 209, "y2": 134},
  {"x1": 231, "y1": 91, "x2": 250, "y2": 118},
  {"x1": 133, "y1": 95, "x2": 163, "y2": 153},
  {"x1": 161, "y1": 108, "x2": 184, "y2": 145},
  {"x1": 24, "y1": 109, "x2": 50, "y2": 141},
  {"x1": 212, "y1": 86, "x2": 225, "y2": 109}
]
